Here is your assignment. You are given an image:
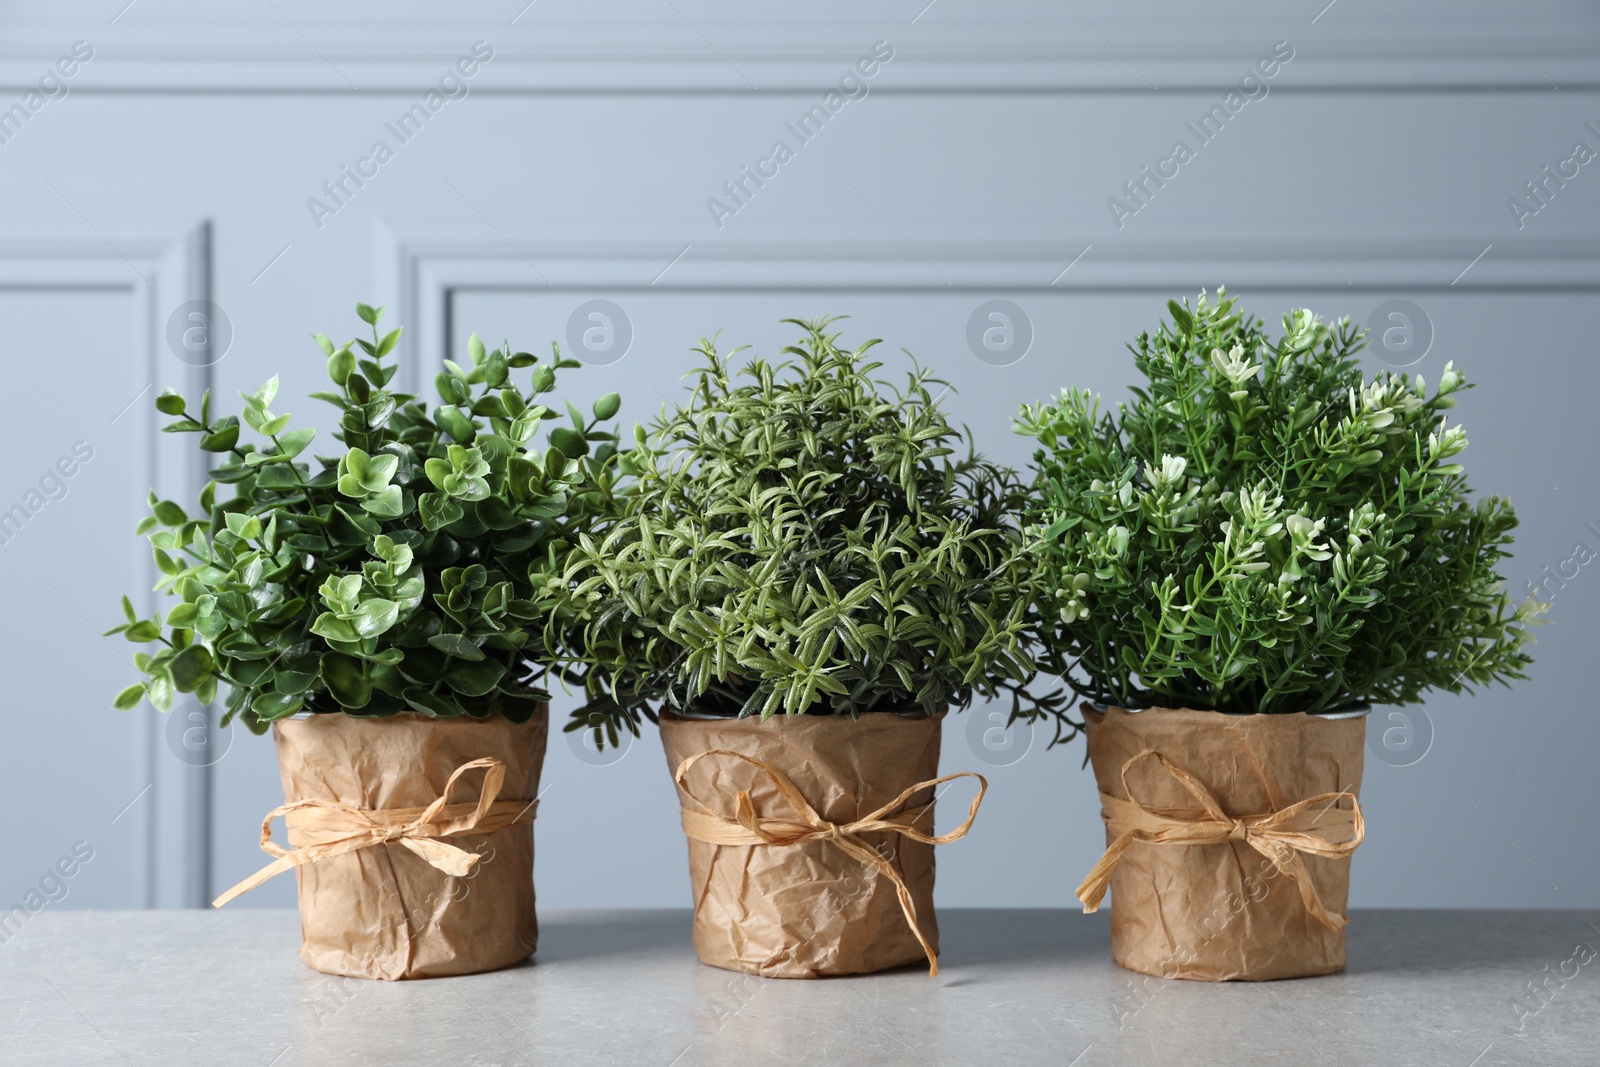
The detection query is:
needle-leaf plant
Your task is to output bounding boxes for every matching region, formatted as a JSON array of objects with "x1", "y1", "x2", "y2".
[
  {"x1": 555, "y1": 317, "x2": 1069, "y2": 746},
  {"x1": 107, "y1": 304, "x2": 627, "y2": 732},
  {"x1": 1015, "y1": 288, "x2": 1541, "y2": 716}
]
